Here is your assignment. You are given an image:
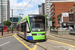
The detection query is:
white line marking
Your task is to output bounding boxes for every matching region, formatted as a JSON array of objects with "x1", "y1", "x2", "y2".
[{"x1": 0, "y1": 41, "x2": 10, "y2": 47}]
